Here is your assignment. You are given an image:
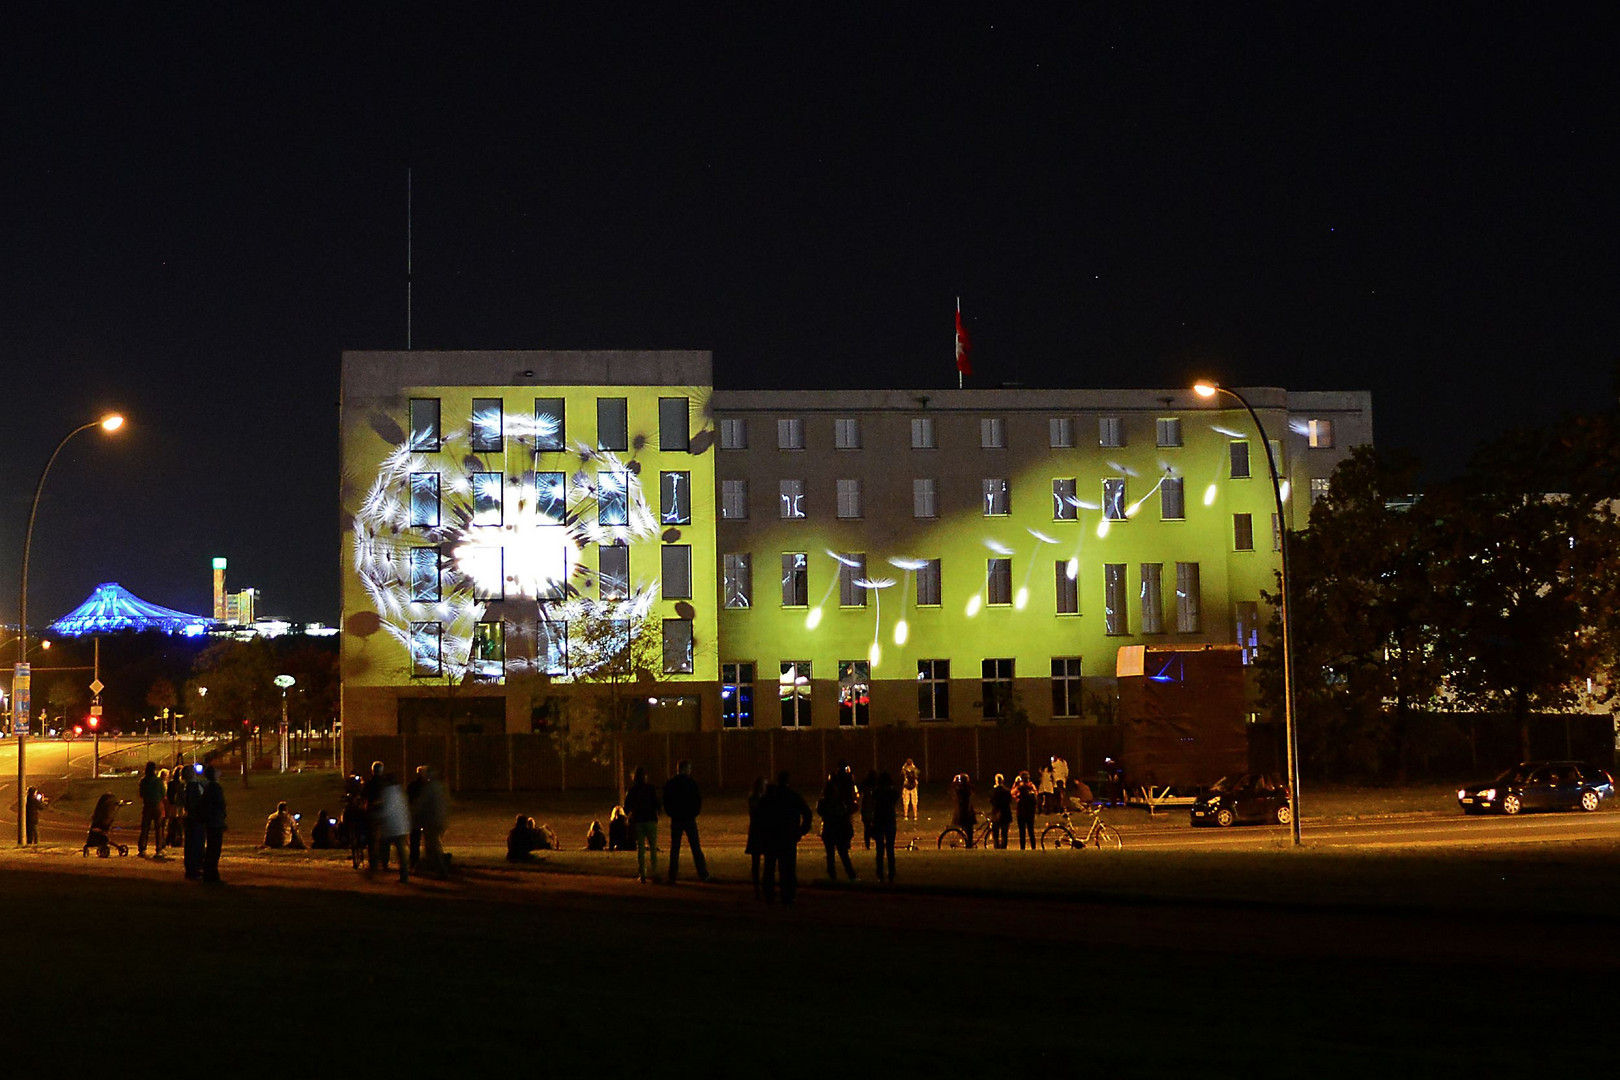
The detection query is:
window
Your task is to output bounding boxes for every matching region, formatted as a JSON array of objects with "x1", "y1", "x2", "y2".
[
  {"x1": 409, "y1": 547, "x2": 440, "y2": 602},
  {"x1": 721, "y1": 479, "x2": 749, "y2": 520},
  {"x1": 597, "y1": 472, "x2": 628, "y2": 526},
  {"x1": 1104, "y1": 563, "x2": 1128, "y2": 635},
  {"x1": 471, "y1": 472, "x2": 503, "y2": 526},
  {"x1": 722, "y1": 662, "x2": 754, "y2": 728},
  {"x1": 662, "y1": 619, "x2": 694, "y2": 674},
  {"x1": 987, "y1": 558, "x2": 1012, "y2": 606},
  {"x1": 534, "y1": 398, "x2": 565, "y2": 452},
  {"x1": 1051, "y1": 657, "x2": 1083, "y2": 718},
  {"x1": 982, "y1": 478, "x2": 1009, "y2": 516},
  {"x1": 535, "y1": 471, "x2": 566, "y2": 524},
  {"x1": 599, "y1": 544, "x2": 629, "y2": 600},
  {"x1": 779, "y1": 479, "x2": 806, "y2": 519},
  {"x1": 533, "y1": 544, "x2": 566, "y2": 600},
  {"x1": 462, "y1": 546, "x2": 504, "y2": 600},
  {"x1": 982, "y1": 658, "x2": 1014, "y2": 720},
  {"x1": 1103, "y1": 478, "x2": 1126, "y2": 520},
  {"x1": 1230, "y1": 441, "x2": 1251, "y2": 479},
  {"x1": 834, "y1": 418, "x2": 861, "y2": 449},
  {"x1": 536, "y1": 620, "x2": 567, "y2": 675},
  {"x1": 598, "y1": 620, "x2": 632, "y2": 674},
  {"x1": 1307, "y1": 419, "x2": 1334, "y2": 448},
  {"x1": 1099, "y1": 417, "x2": 1123, "y2": 447},
  {"x1": 1176, "y1": 562, "x2": 1201, "y2": 633},
  {"x1": 913, "y1": 478, "x2": 937, "y2": 519},
  {"x1": 659, "y1": 397, "x2": 690, "y2": 451},
  {"x1": 839, "y1": 554, "x2": 867, "y2": 607},
  {"x1": 917, "y1": 659, "x2": 950, "y2": 721},
  {"x1": 1236, "y1": 600, "x2": 1261, "y2": 663},
  {"x1": 777, "y1": 418, "x2": 804, "y2": 450},
  {"x1": 836, "y1": 478, "x2": 863, "y2": 519},
  {"x1": 916, "y1": 559, "x2": 942, "y2": 606},
  {"x1": 1053, "y1": 478, "x2": 1077, "y2": 520},
  {"x1": 410, "y1": 622, "x2": 442, "y2": 677},
  {"x1": 719, "y1": 417, "x2": 747, "y2": 450},
  {"x1": 471, "y1": 621, "x2": 505, "y2": 681},
  {"x1": 1161, "y1": 476, "x2": 1185, "y2": 520},
  {"x1": 1055, "y1": 561, "x2": 1078, "y2": 614},
  {"x1": 780, "y1": 661, "x2": 811, "y2": 727},
  {"x1": 1234, "y1": 513, "x2": 1254, "y2": 551},
  {"x1": 597, "y1": 398, "x2": 628, "y2": 452},
  {"x1": 1272, "y1": 513, "x2": 1283, "y2": 552},
  {"x1": 980, "y1": 418, "x2": 1006, "y2": 448},
  {"x1": 723, "y1": 553, "x2": 752, "y2": 609},
  {"x1": 471, "y1": 398, "x2": 503, "y2": 453},
  {"x1": 1156, "y1": 417, "x2": 1182, "y2": 448},
  {"x1": 781, "y1": 553, "x2": 808, "y2": 607},
  {"x1": 408, "y1": 398, "x2": 441, "y2": 451},
  {"x1": 911, "y1": 417, "x2": 936, "y2": 449},
  {"x1": 838, "y1": 660, "x2": 871, "y2": 726},
  {"x1": 1049, "y1": 417, "x2": 1074, "y2": 448},
  {"x1": 1310, "y1": 477, "x2": 1331, "y2": 504},
  {"x1": 1140, "y1": 563, "x2": 1164, "y2": 634},
  {"x1": 661, "y1": 545, "x2": 692, "y2": 599},
  {"x1": 410, "y1": 472, "x2": 439, "y2": 528},
  {"x1": 660, "y1": 471, "x2": 691, "y2": 525}
]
